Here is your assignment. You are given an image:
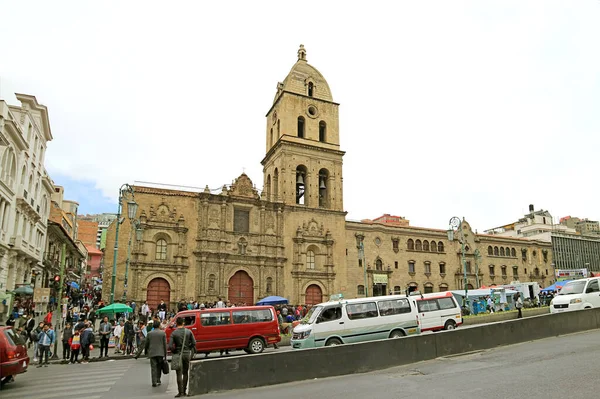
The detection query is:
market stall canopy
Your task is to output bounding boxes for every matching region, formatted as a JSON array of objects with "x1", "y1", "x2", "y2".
[
  {"x1": 70, "y1": 282, "x2": 80, "y2": 289},
  {"x1": 451, "y1": 288, "x2": 518, "y2": 297},
  {"x1": 256, "y1": 296, "x2": 289, "y2": 305},
  {"x1": 11, "y1": 285, "x2": 33, "y2": 295},
  {"x1": 541, "y1": 280, "x2": 573, "y2": 292},
  {"x1": 97, "y1": 303, "x2": 133, "y2": 314}
]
